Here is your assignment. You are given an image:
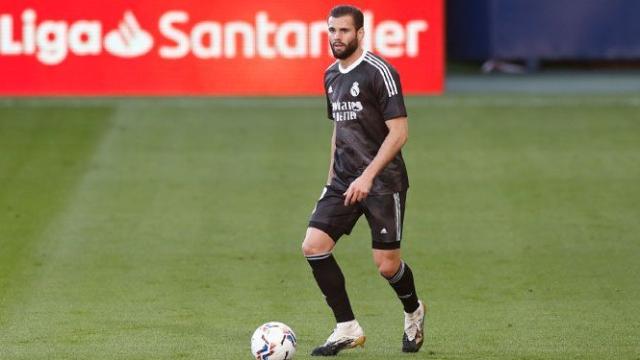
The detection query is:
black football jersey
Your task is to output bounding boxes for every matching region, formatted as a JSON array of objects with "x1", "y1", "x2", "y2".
[{"x1": 324, "y1": 50, "x2": 409, "y2": 195}]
